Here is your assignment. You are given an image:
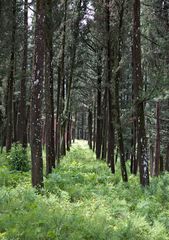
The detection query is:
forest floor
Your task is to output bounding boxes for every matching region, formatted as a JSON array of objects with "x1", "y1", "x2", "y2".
[{"x1": 1, "y1": 140, "x2": 169, "y2": 239}]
